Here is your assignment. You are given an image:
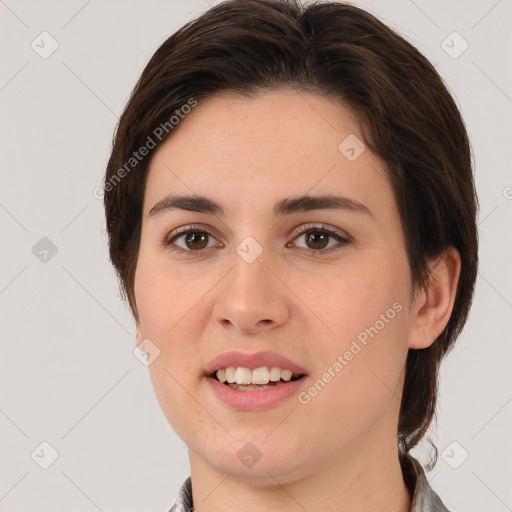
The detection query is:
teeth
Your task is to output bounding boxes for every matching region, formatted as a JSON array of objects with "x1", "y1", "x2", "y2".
[
  {"x1": 252, "y1": 367, "x2": 269, "y2": 385},
  {"x1": 225, "y1": 366, "x2": 236, "y2": 383},
  {"x1": 214, "y1": 366, "x2": 300, "y2": 385},
  {"x1": 234, "y1": 367, "x2": 252, "y2": 385},
  {"x1": 228, "y1": 383, "x2": 275, "y2": 391},
  {"x1": 269, "y1": 367, "x2": 282, "y2": 382},
  {"x1": 216, "y1": 368, "x2": 226, "y2": 383},
  {"x1": 281, "y1": 369, "x2": 293, "y2": 382}
]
